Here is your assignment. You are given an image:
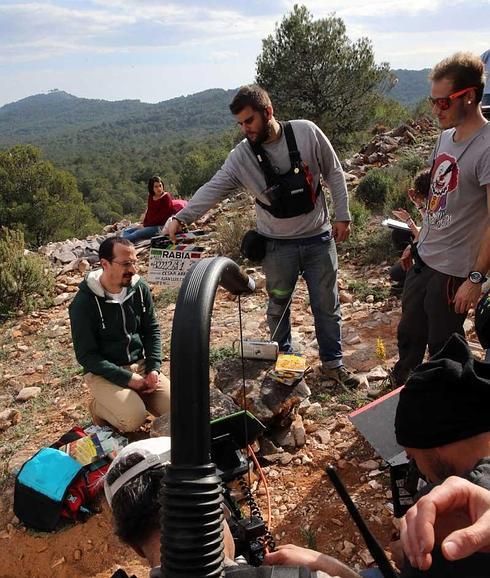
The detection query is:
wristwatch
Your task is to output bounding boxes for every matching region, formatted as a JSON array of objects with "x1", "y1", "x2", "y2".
[{"x1": 468, "y1": 271, "x2": 488, "y2": 284}]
